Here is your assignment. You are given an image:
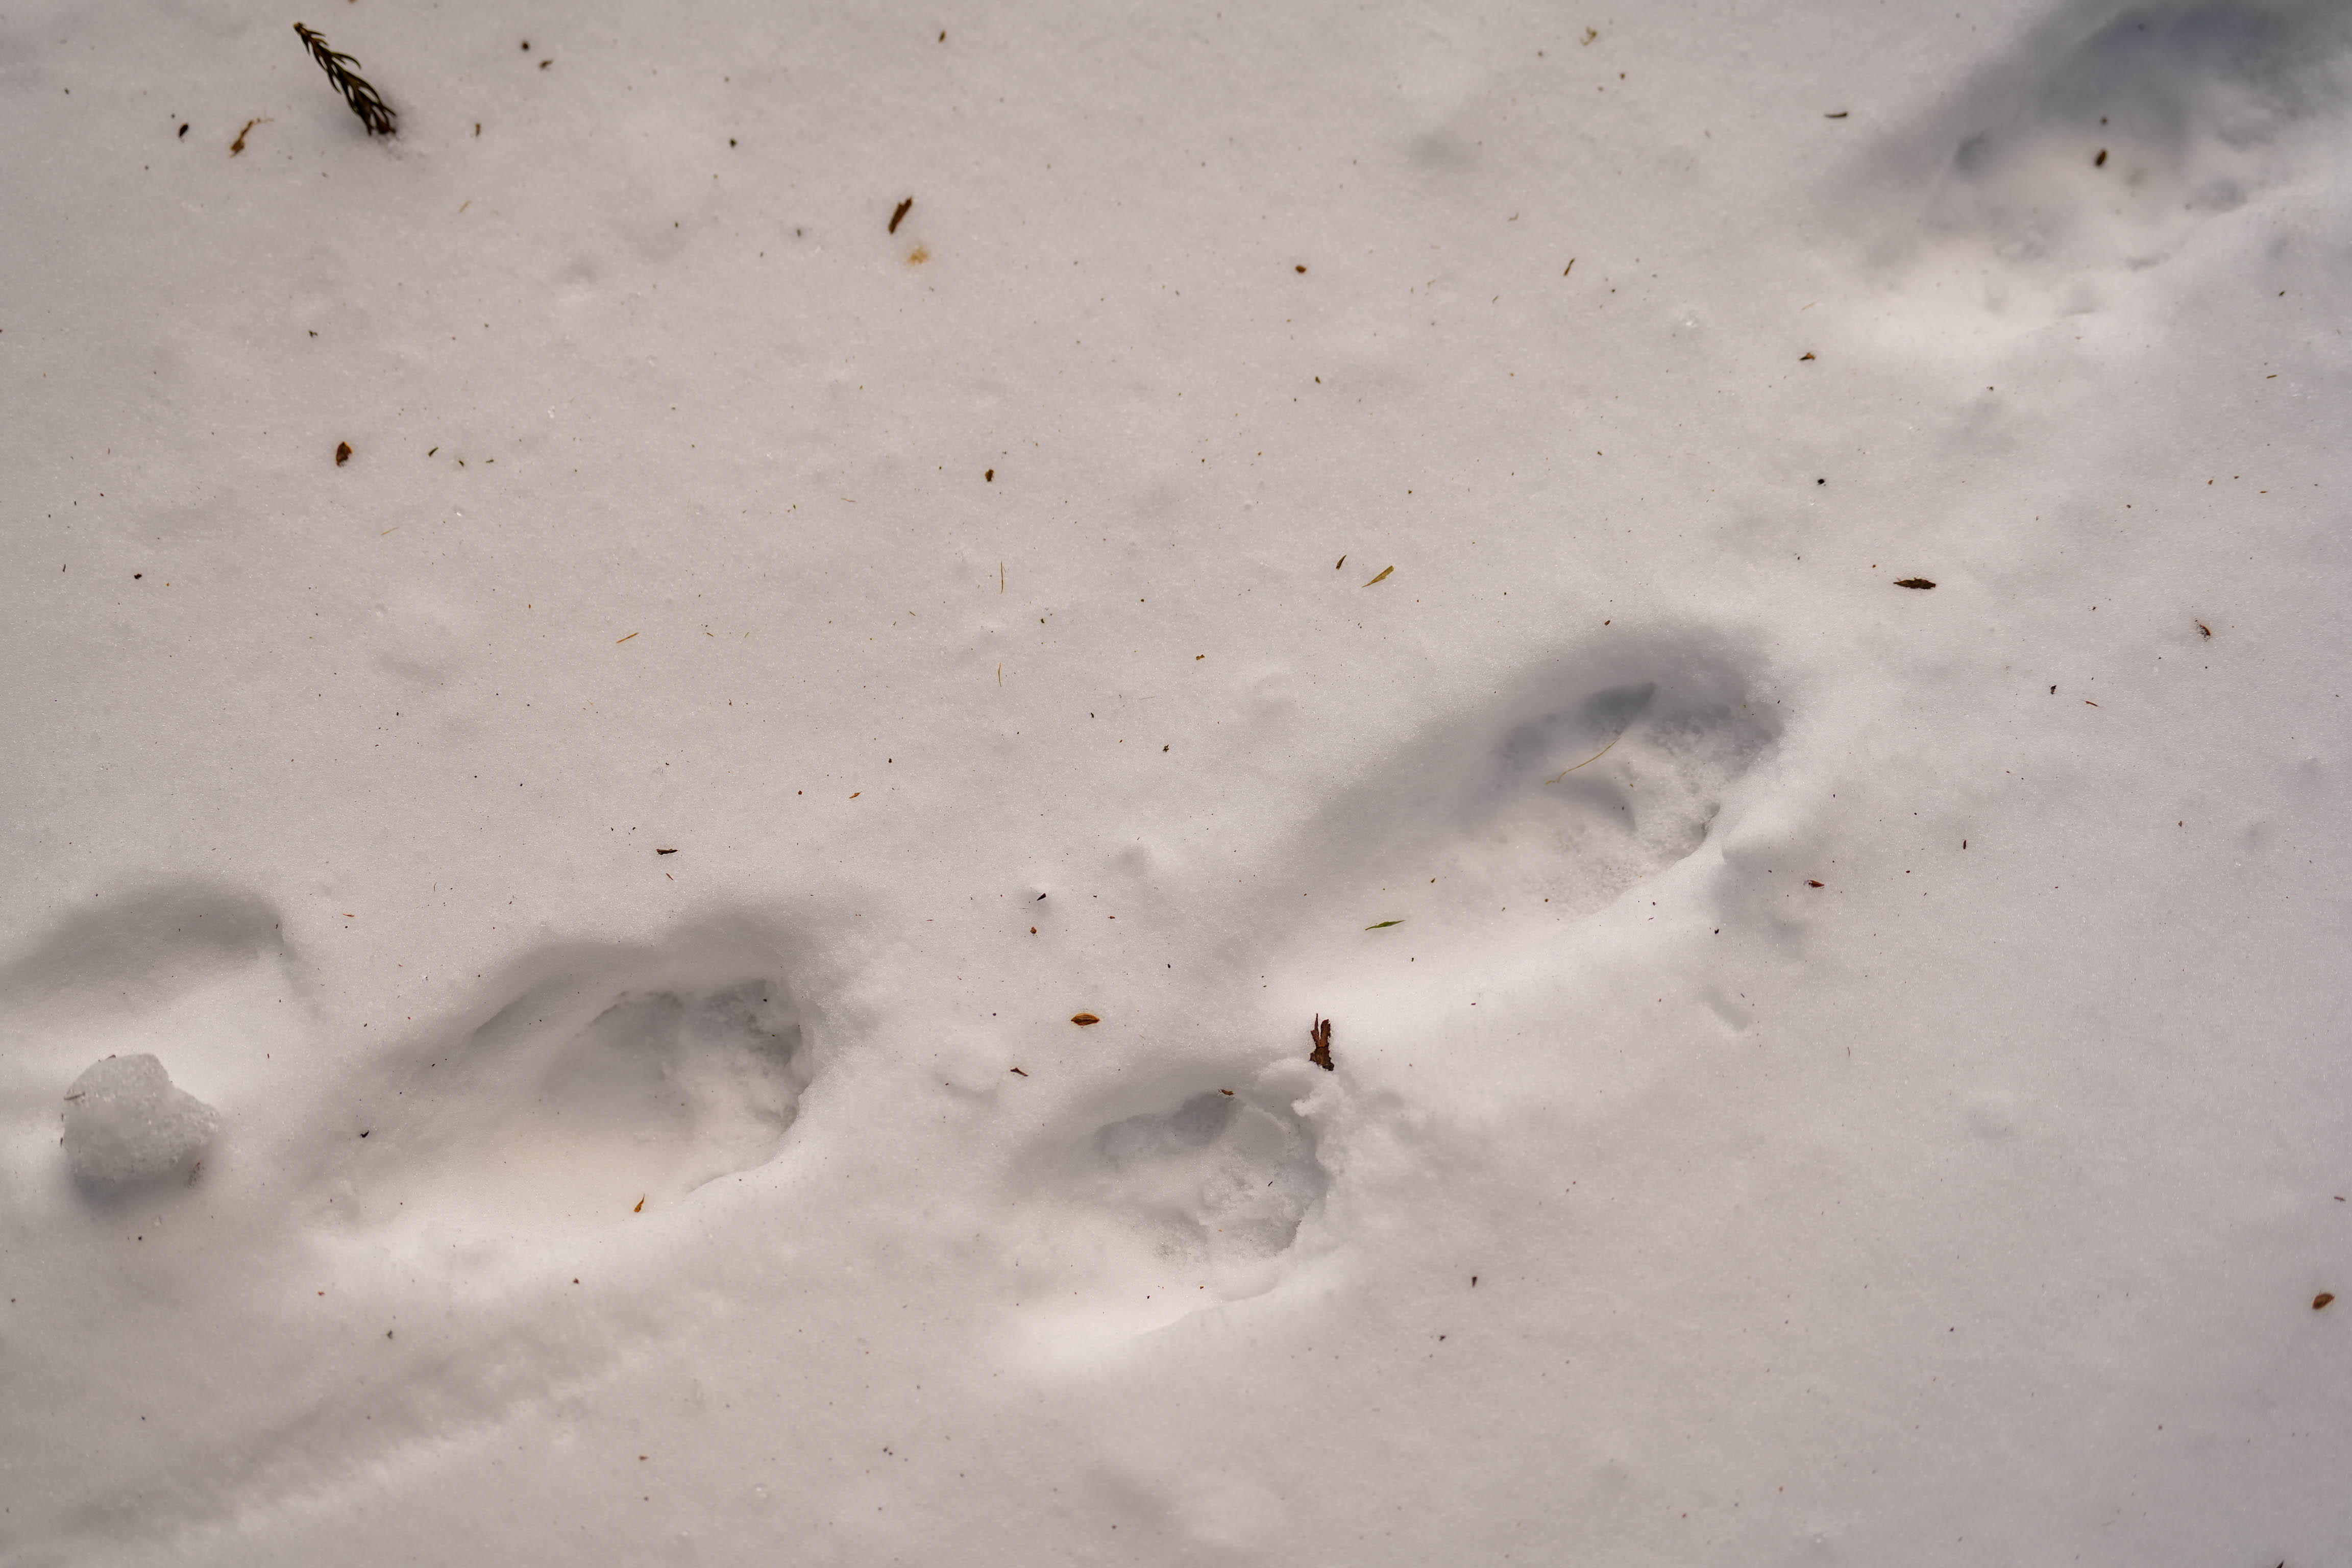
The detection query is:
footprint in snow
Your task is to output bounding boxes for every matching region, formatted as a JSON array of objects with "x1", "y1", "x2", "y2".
[
  {"x1": 1007, "y1": 1068, "x2": 1329, "y2": 1344},
  {"x1": 1304, "y1": 632, "x2": 1779, "y2": 956},
  {"x1": 325, "y1": 938, "x2": 810, "y2": 1235},
  {"x1": 1859, "y1": 0, "x2": 2350, "y2": 319}
]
